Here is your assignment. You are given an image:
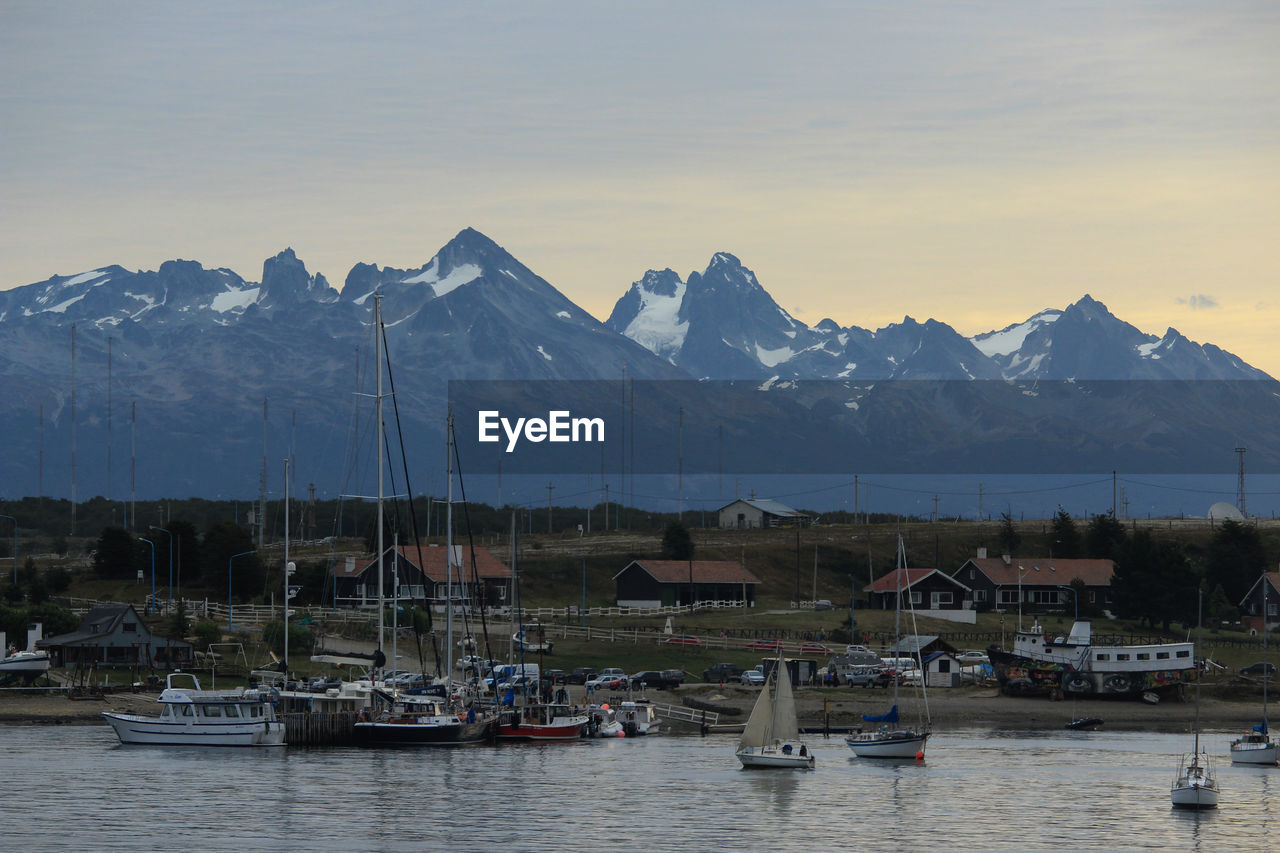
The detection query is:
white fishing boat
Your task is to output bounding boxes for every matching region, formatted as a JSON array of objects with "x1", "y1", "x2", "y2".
[
  {"x1": 617, "y1": 698, "x2": 661, "y2": 736},
  {"x1": 101, "y1": 671, "x2": 285, "y2": 747},
  {"x1": 848, "y1": 536, "x2": 931, "y2": 760},
  {"x1": 736, "y1": 648, "x2": 814, "y2": 769},
  {"x1": 1229, "y1": 573, "x2": 1277, "y2": 766},
  {"x1": 0, "y1": 623, "x2": 51, "y2": 684},
  {"x1": 1171, "y1": 590, "x2": 1219, "y2": 809}
]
